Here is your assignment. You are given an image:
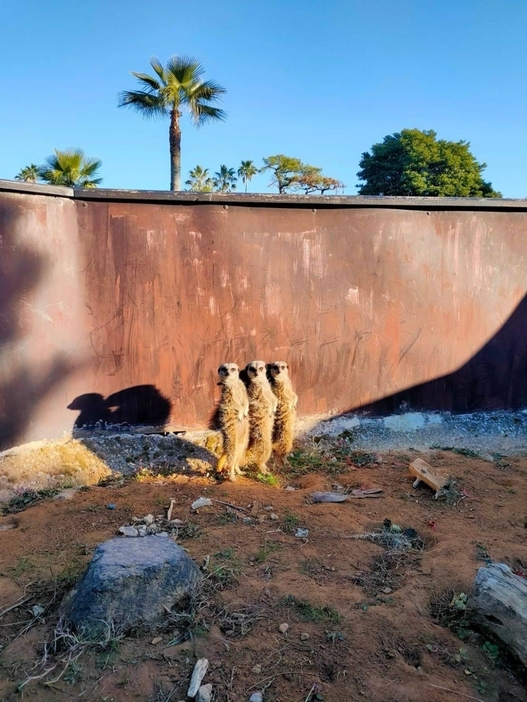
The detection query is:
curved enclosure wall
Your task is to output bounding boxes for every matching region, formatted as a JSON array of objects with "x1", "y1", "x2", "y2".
[{"x1": 1, "y1": 182, "x2": 527, "y2": 449}]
